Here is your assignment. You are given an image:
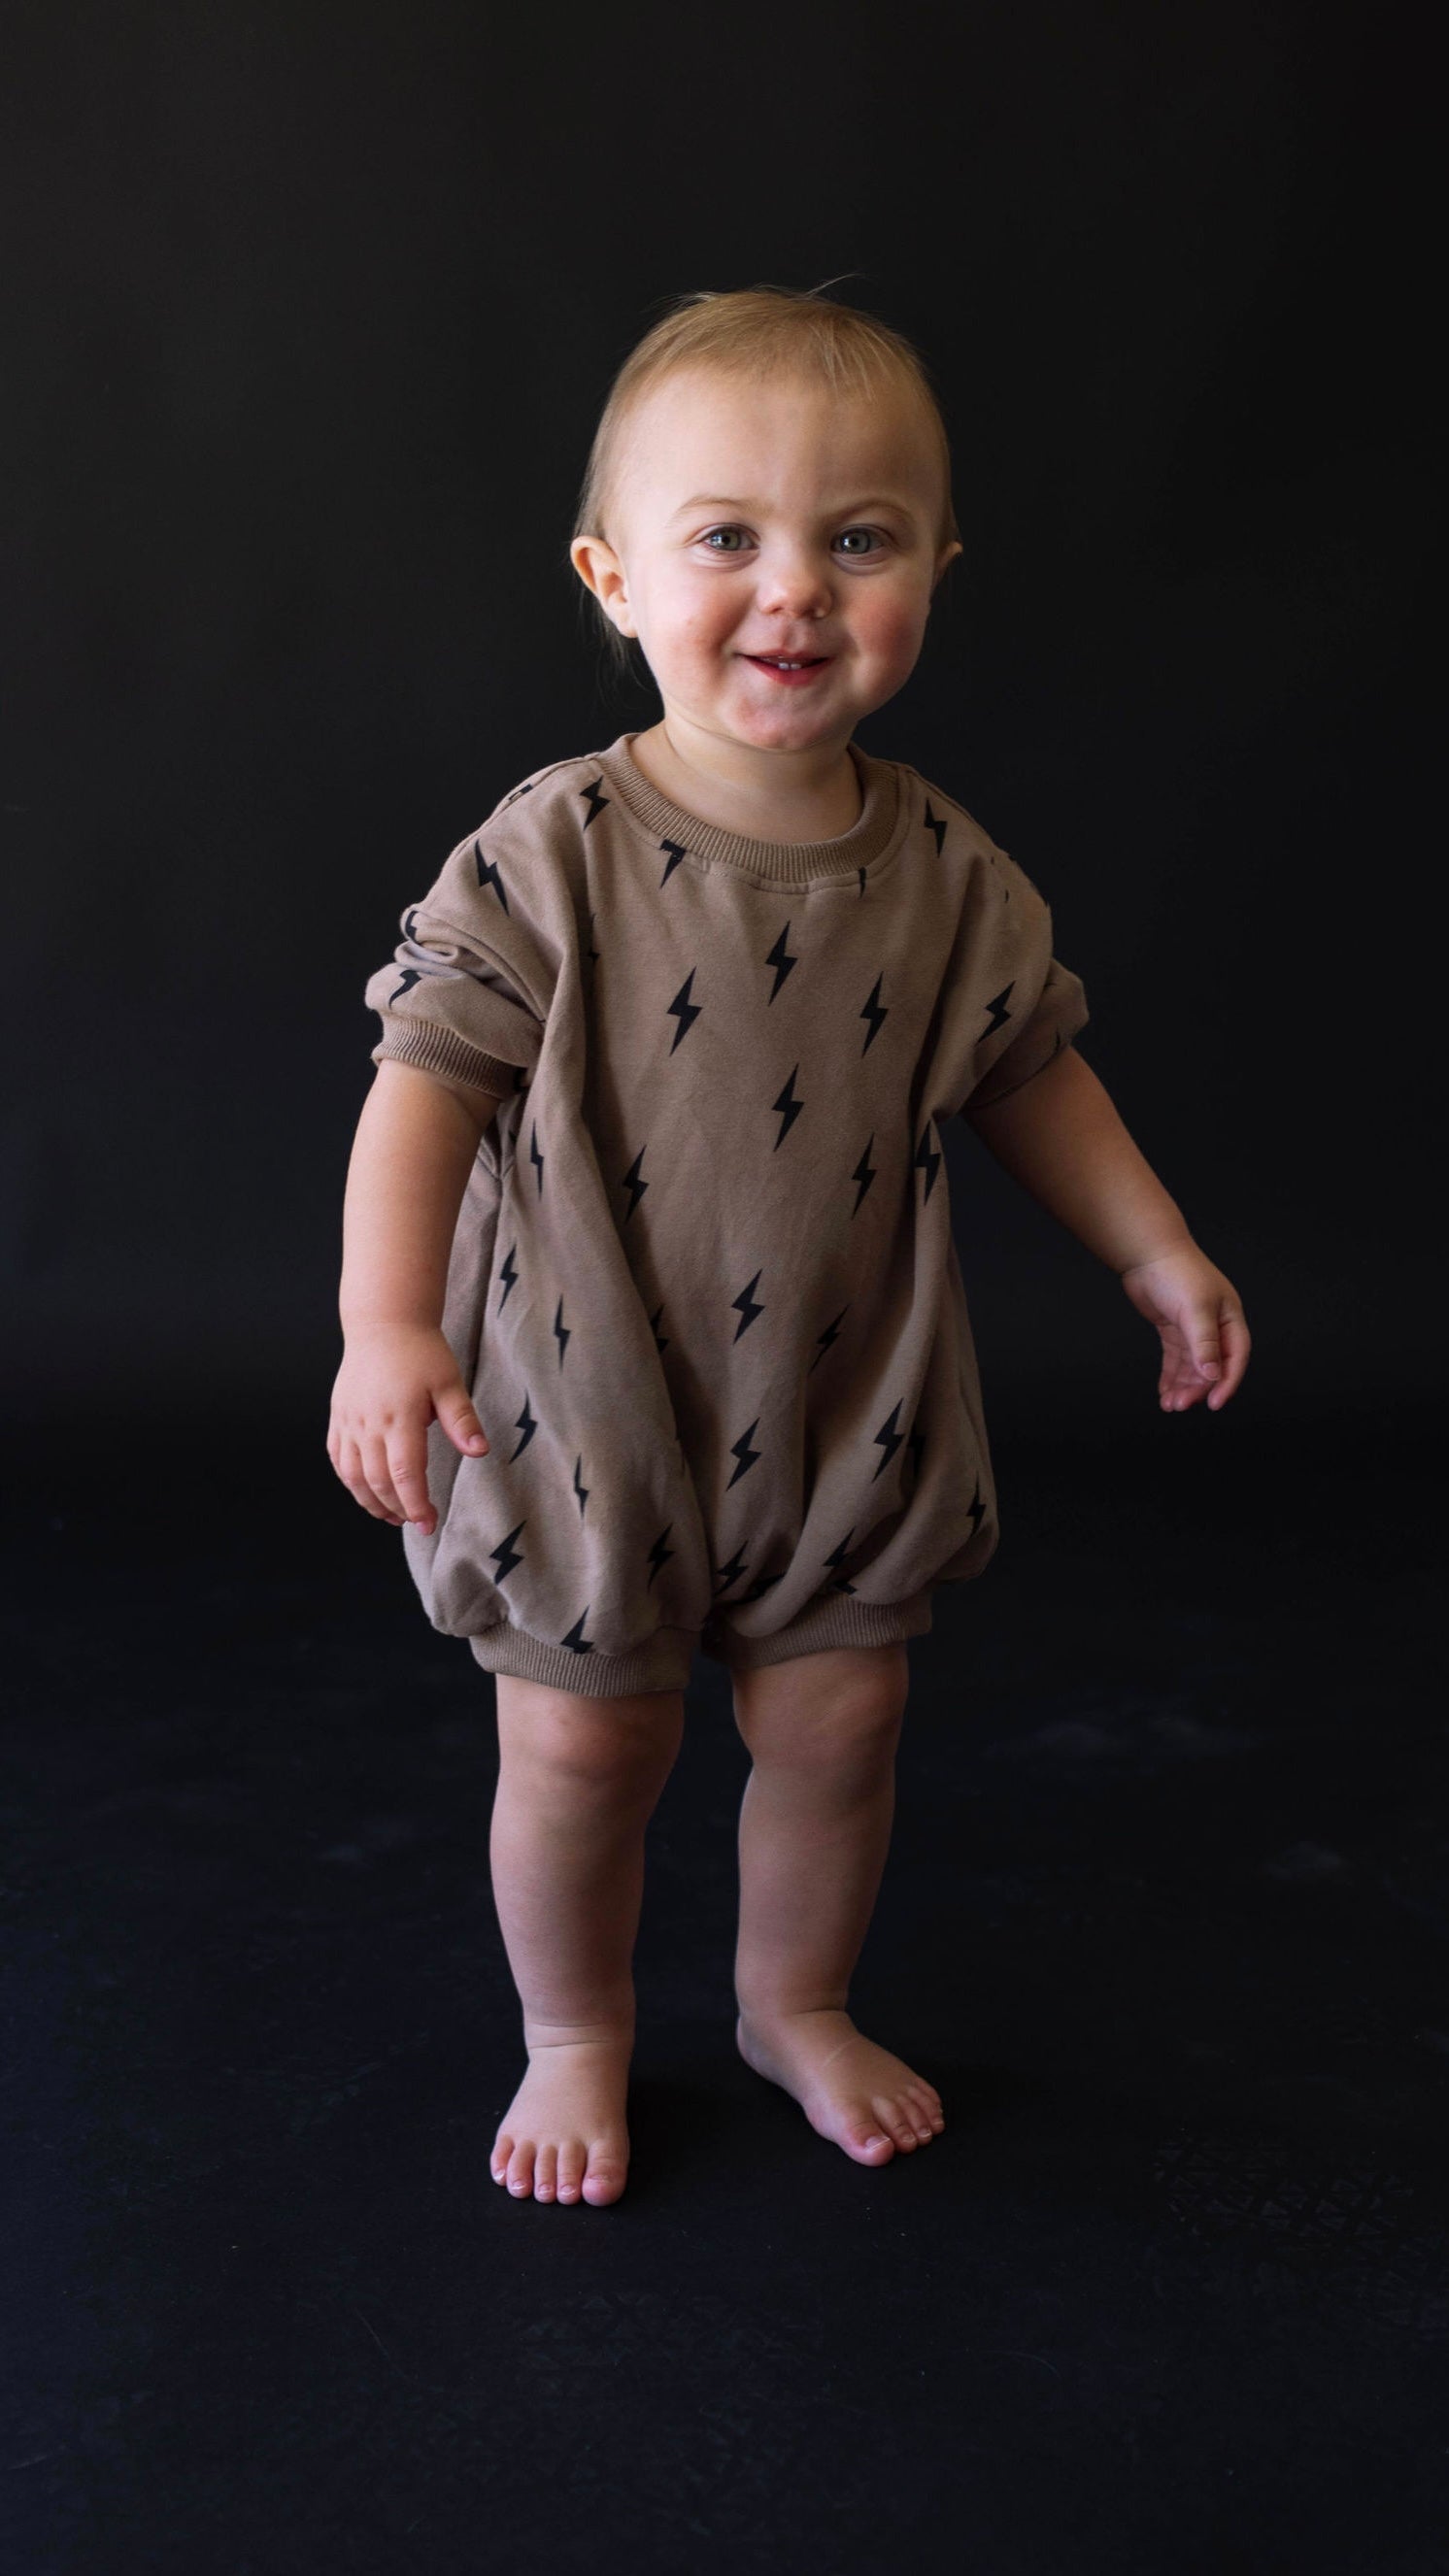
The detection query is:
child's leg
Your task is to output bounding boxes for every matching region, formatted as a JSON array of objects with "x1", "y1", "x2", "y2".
[
  {"x1": 489, "y1": 1674, "x2": 684, "y2": 2207},
  {"x1": 730, "y1": 1643, "x2": 945, "y2": 2167}
]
